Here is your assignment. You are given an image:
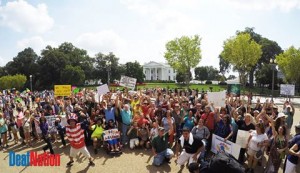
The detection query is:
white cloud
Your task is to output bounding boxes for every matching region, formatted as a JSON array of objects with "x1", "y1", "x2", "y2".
[
  {"x1": 75, "y1": 30, "x2": 127, "y2": 56},
  {"x1": 225, "y1": 0, "x2": 300, "y2": 12},
  {"x1": 0, "y1": 0, "x2": 54, "y2": 33},
  {"x1": 17, "y1": 36, "x2": 56, "y2": 54}
]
